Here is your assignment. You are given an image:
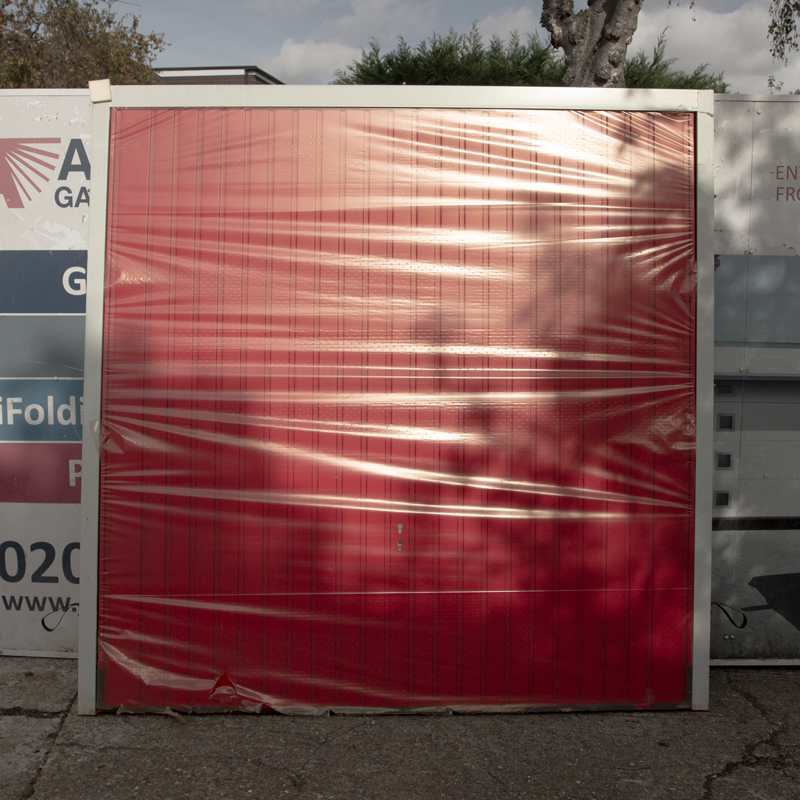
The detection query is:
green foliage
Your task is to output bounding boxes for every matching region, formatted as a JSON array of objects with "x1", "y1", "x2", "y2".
[
  {"x1": 0, "y1": 0, "x2": 167, "y2": 88},
  {"x1": 332, "y1": 25, "x2": 566, "y2": 86},
  {"x1": 625, "y1": 32, "x2": 728, "y2": 92},
  {"x1": 333, "y1": 25, "x2": 728, "y2": 92},
  {"x1": 769, "y1": 0, "x2": 800, "y2": 63},
  {"x1": 768, "y1": 74, "x2": 800, "y2": 93}
]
